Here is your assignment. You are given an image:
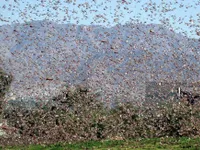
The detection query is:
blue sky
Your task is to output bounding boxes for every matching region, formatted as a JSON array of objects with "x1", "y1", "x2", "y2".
[{"x1": 0, "y1": 0, "x2": 199, "y2": 38}]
